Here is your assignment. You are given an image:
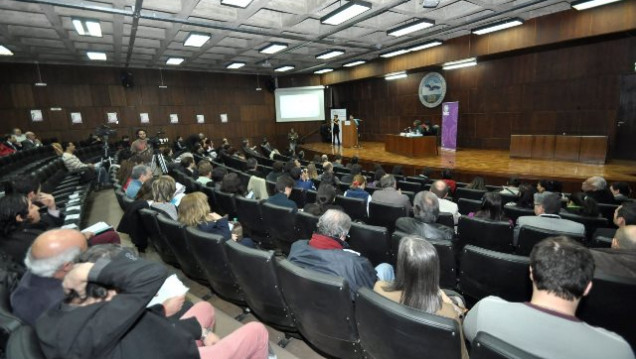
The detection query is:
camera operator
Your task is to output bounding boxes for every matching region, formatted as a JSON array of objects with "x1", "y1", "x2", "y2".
[{"x1": 131, "y1": 129, "x2": 149, "y2": 155}]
